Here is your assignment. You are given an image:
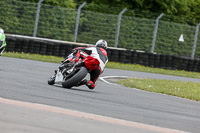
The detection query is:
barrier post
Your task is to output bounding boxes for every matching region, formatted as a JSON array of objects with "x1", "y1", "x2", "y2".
[
  {"x1": 114, "y1": 8, "x2": 127, "y2": 48},
  {"x1": 191, "y1": 22, "x2": 200, "y2": 59},
  {"x1": 33, "y1": 0, "x2": 44, "y2": 37},
  {"x1": 151, "y1": 13, "x2": 164, "y2": 53},
  {"x1": 73, "y1": 2, "x2": 87, "y2": 42}
]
